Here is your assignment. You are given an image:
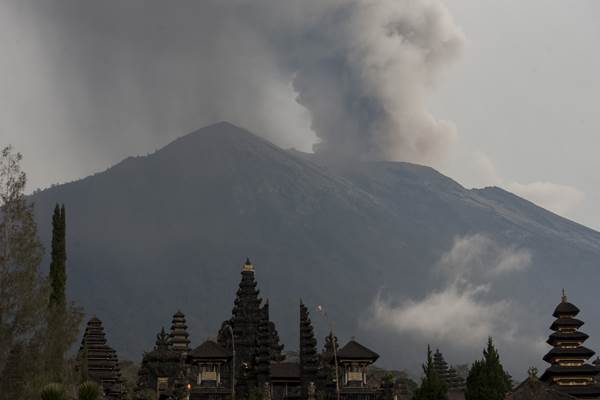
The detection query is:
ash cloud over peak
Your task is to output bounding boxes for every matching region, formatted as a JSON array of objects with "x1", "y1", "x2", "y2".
[
  {"x1": 2, "y1": 0, "x2": 464, "y2": 179},
  {"x1": 286, "y1": 0, "x2": 465, "y2": 161}
]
